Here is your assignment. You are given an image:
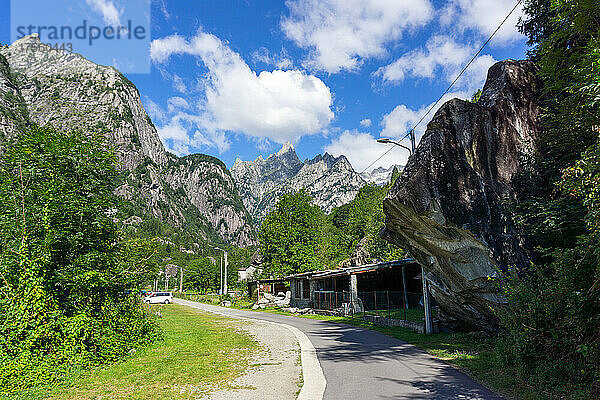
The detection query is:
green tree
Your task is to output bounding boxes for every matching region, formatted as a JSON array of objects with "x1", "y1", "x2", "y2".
[
  {"x1": 259, "y1": 190, "x2": 323, "y2": 277},
  {"x1": 184, "y1": 257, "x2": 220, "y2": 292},
  {"x1": 469, "y1": 89, "x2": 482, "y2": 103},
  {"x1": 0, "y1": 126, "x2": 160, "y2": 393},
  {"x1": 494, "y1": 1, "x2": 600, "y2": 397},
  {"x1": 325, "y1": 183, "x2": 405, "y2": 265}
]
